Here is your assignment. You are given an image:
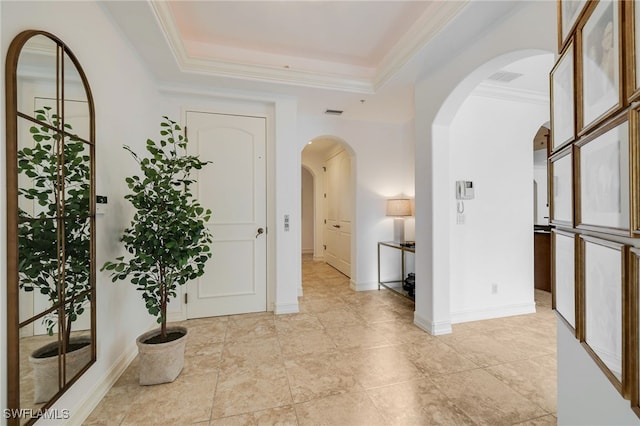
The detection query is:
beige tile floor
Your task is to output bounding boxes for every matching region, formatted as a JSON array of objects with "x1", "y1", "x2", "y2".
[{"x1": 85, "y1": 255, "x2": 557, "y2": 425}]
